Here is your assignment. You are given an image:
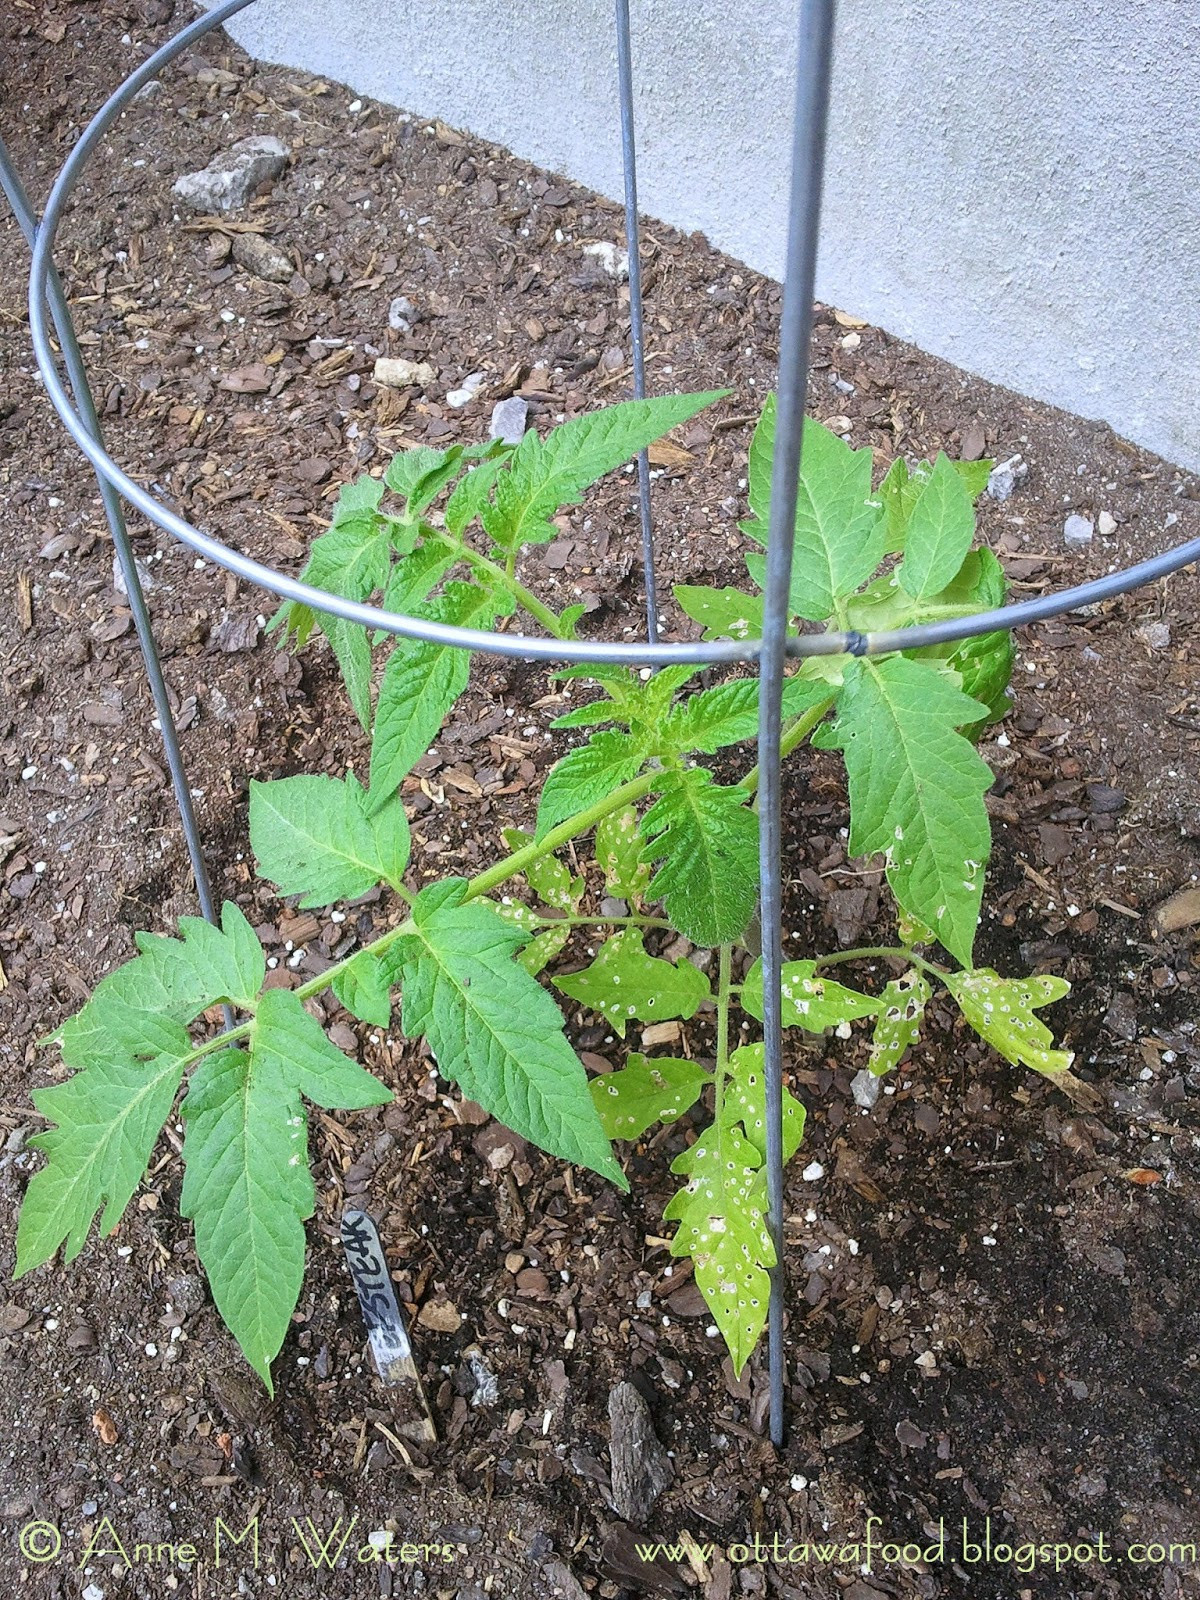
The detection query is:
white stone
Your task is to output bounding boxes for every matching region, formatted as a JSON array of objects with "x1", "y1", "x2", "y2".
[
  {"x1": 489, "y1": 396, "x2": 529, "y2": 443},
  {"x1": 373, "y1": 356, "x2": 436, "y2": 389},
  {"x1": 388, "y1": 295, "x2": 417, "y2": 332},
  {"x1": 582, "y1": 241, "x2": 629, "y2": 280},
  {"x1": 1097, "y1": 509, "x2": 1118, "y2": 536},
  {"x1": 446, "y1": 371, "x2": 487, "y2": 408},
  {"x1": 1063, "y1": 513, "x2": 1094, "y2": 547},
  {"x1": 173, "y1": 136, "x2": 289, "y2": 213}
]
